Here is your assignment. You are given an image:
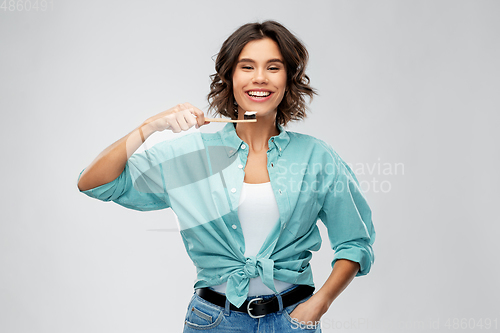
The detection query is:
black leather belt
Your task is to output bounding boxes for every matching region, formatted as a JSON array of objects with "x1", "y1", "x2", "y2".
[{"x1": 195, "y1": 285, "x2": 315, "y2": 318}]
